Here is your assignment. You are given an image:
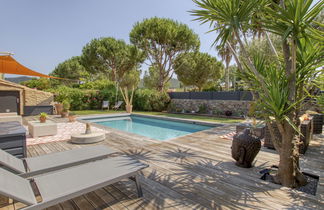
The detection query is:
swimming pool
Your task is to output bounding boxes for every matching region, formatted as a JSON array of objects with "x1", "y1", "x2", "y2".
[{"x1": 84, "y1": 115, "x2": 215, "y2": 141}]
